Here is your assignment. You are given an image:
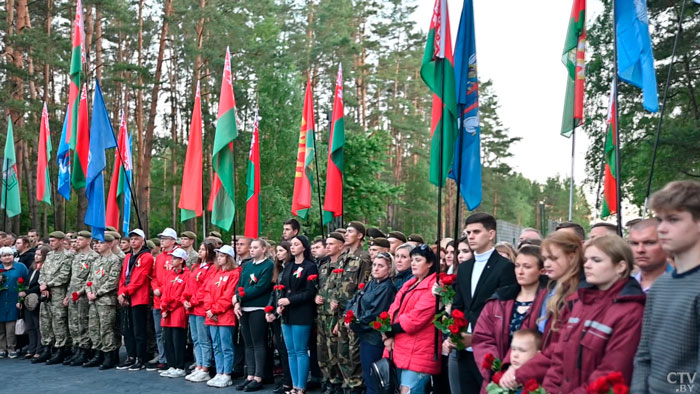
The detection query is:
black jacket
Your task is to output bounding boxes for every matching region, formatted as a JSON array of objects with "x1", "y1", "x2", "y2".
[
  {"x1": 452, "y1": 249, "x2": 517, "y2": 336},
  {"x1": 346, "y1": 277, "x2": 397, "y2": 346},
  {"x1": 277, "y1": 259, "x2": 318, "y2": 326},
  {"x1": 393, "y1": 269, "x2": 413, "y2": 291}
]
